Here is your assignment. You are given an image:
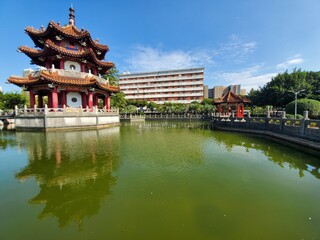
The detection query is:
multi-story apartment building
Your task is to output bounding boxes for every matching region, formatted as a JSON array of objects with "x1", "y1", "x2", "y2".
[{"x1": 119, "y1": 68, "x2": 204, "y2": 104}]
